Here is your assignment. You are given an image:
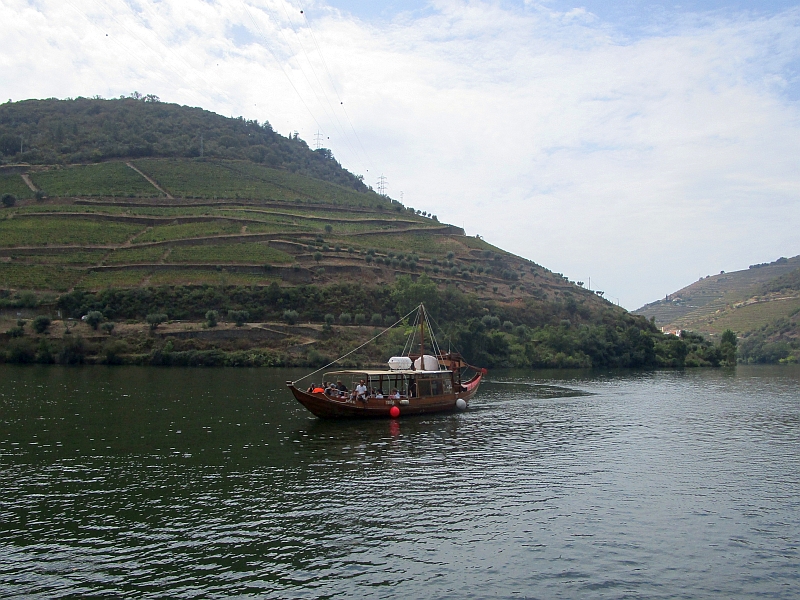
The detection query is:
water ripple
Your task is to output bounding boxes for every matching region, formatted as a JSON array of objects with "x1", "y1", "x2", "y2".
[{"x1": 0, "y1": 365, "x2": 798, "y2": 598}]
